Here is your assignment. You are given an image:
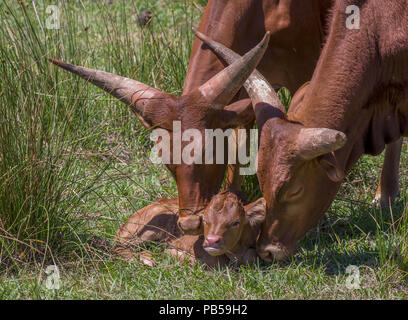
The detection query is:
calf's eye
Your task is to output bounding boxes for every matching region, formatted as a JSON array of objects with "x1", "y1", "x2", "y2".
[{"x1": 231, "y1": 221, "x2": 240, "y2": 228}]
